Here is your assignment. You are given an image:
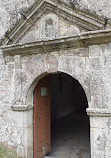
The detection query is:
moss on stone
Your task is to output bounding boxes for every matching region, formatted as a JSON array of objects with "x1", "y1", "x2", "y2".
[{"x1": 0, "y1": 144, "x2": 20, "y2": 158}]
